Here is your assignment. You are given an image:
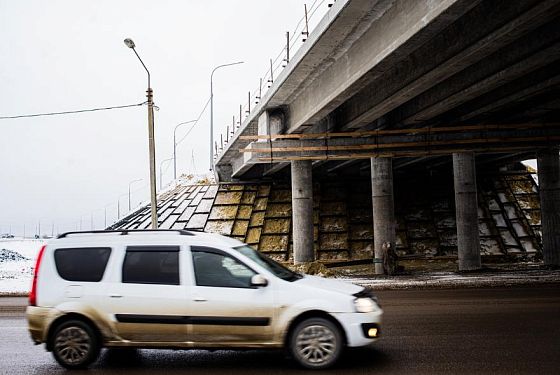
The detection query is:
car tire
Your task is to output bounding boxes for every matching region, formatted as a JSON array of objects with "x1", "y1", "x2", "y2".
[
  {"x1": 289, "y1": 317, "x2": 343, "y2": 369},
  {"x1": 50, "y1": 319, "x2": 100, "y2": 369}
]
